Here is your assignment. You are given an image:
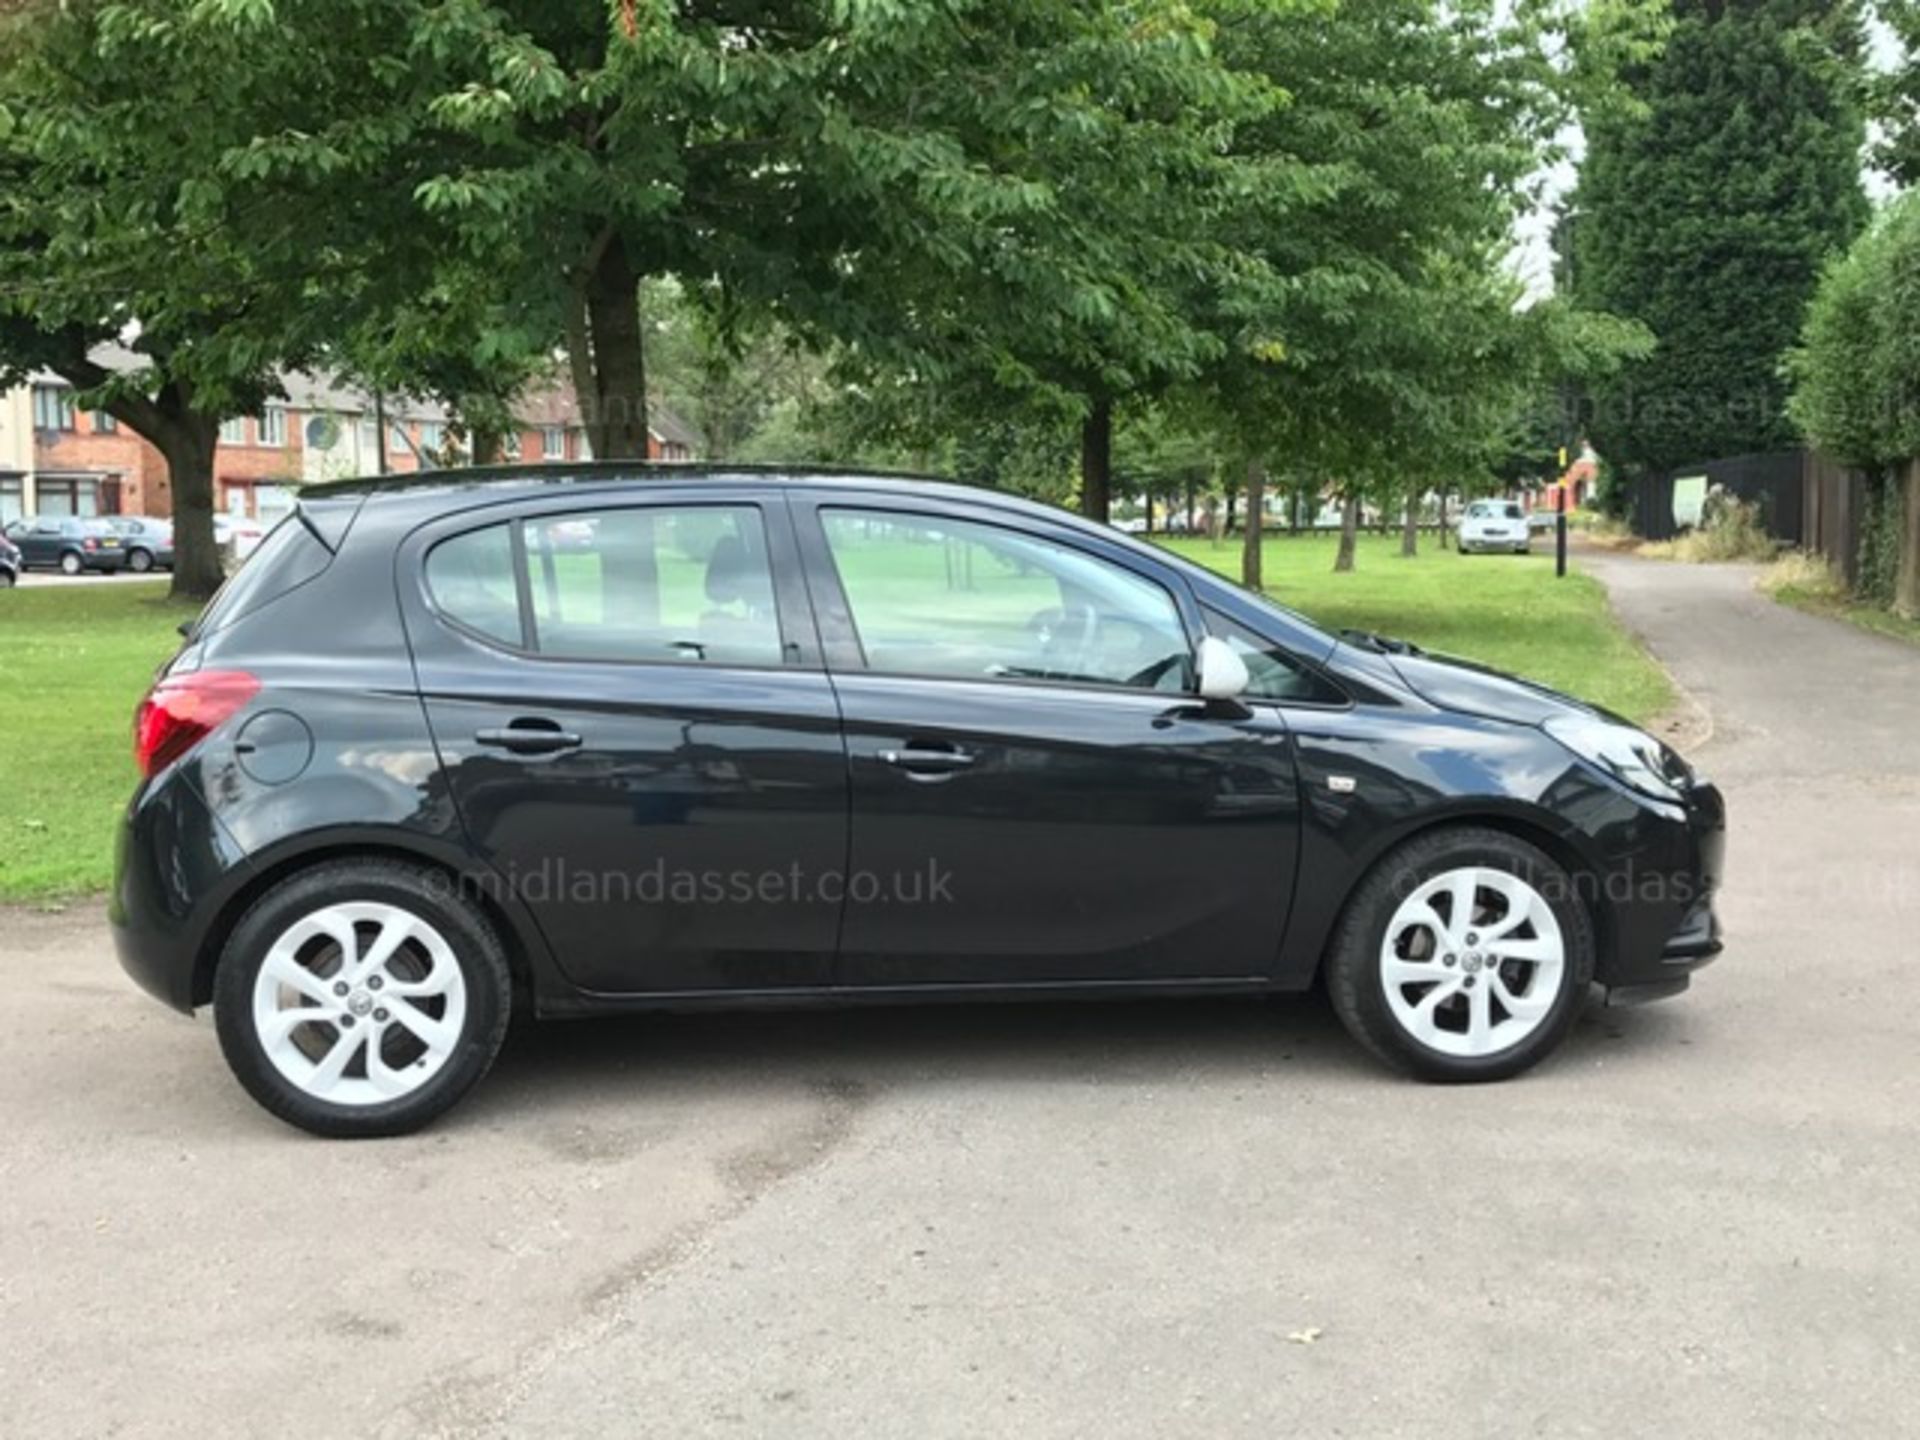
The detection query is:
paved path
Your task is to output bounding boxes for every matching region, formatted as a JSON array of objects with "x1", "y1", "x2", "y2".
[{"x1": 5, "y1": 552, "x2": 1920, "y2": 1438}]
